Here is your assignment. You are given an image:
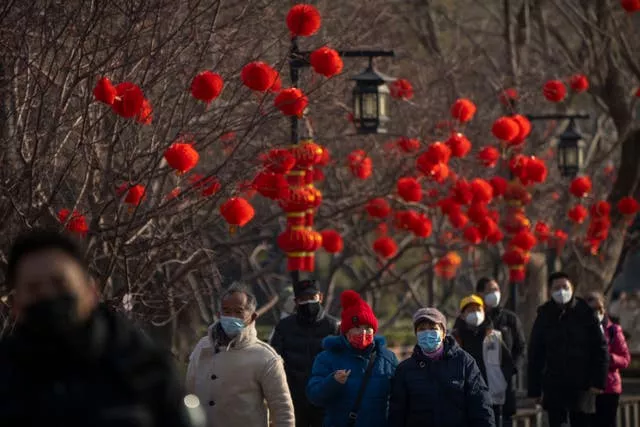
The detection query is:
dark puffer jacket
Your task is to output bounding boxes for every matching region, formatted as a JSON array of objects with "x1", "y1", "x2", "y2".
[
  {"x1": 388, "y1": 336, "x2": 495, "y2": 427},
  {"x1": 271, "y1": 310, "x2": 339, "y2": 424},
  {"x1": 0, "y1": 305, "x2": 192, "y2": 427},
  {"x1": 528, "y1": 297, "x2": 609, "y2": 411}
]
